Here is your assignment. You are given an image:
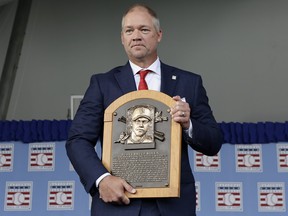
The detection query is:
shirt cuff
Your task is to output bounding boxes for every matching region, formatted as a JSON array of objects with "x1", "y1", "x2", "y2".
[
  {"x1": 96, "y1": 172, "x2": 111, "y2": 188},
  {"x1": 184, "y1": 119, "x2": 193, "y2": 138}
]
